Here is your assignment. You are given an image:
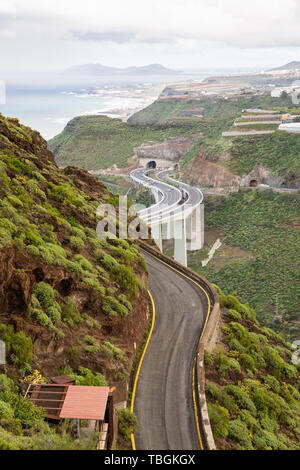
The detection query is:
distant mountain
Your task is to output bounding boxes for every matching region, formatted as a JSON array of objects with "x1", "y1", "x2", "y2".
[
  {"x1": 268, "y1": 61, "x2": 300, "y2": 72},
  {"x1": 64, "y1": 63, "x2": 181, "y2": 76}
]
